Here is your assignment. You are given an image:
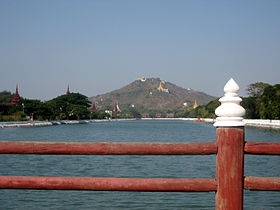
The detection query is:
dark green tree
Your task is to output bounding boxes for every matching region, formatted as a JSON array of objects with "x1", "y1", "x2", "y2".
[
  {"x1": 68, "y1": 104, "x2": 90, "y2": 120},
  {"x1": 48, "y1": 93, "x2": 91, "y2": 120},
  {"x1": 182, "y1": 99, "x2": 219, "y2": 118},
  {"x1": 241, "y1": 97, "x2": 259, "y2": 119},
  {"x1": 8, "y1": 104, "x2": 23, "y2": 115},
  {"x1": 259, "y1": 84, "x2": 280, "y2": 119},
  {"x1": 246, "y1": 82, "x2": 270, "y2": 98},
  {"x1": 21, "y1": 99, "x2": 52, "y2": 120},
  {"x1": 204, "y1": 99, "x2": 220, "y2": 118},
  {"x1": 244, "y1": 82, "x2": 270, "y2": 119},
  {"x1": 125, "y1": 107, "x2": 141, "y2": 118},
  {"x1": 0, "y1": 91, "x2": 14, "y2": 104}
]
